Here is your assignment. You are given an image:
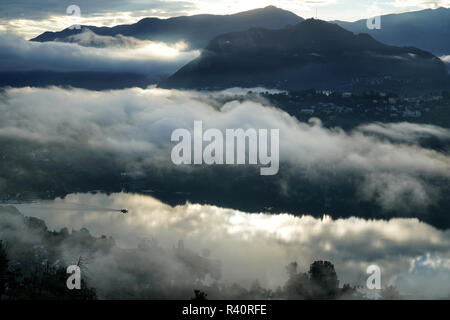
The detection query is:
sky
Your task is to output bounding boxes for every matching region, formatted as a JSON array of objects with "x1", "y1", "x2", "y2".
[{"x1": 1, "y1": 0, "x2": 450, "y2": 39}]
